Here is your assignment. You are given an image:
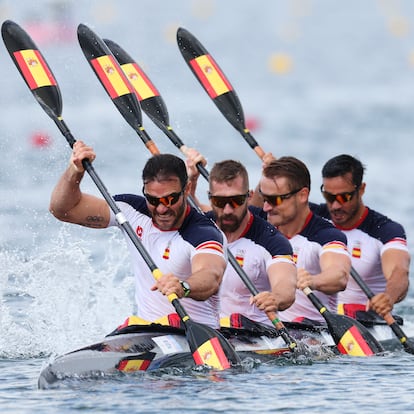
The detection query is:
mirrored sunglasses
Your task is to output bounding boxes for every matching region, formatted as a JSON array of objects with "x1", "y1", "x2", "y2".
[
  {"x1": 208, "y1": 192, "x2": 249, "y2": 209},
  {"x1": 259, "y1": 187, "x2": 302, "y2": 206},
  {"x1": 143, "y1": 189, "x2": 183, "y2": 207},
  {"x1": 320, "y1": 185, "x2": 359, "y2": 205}
]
